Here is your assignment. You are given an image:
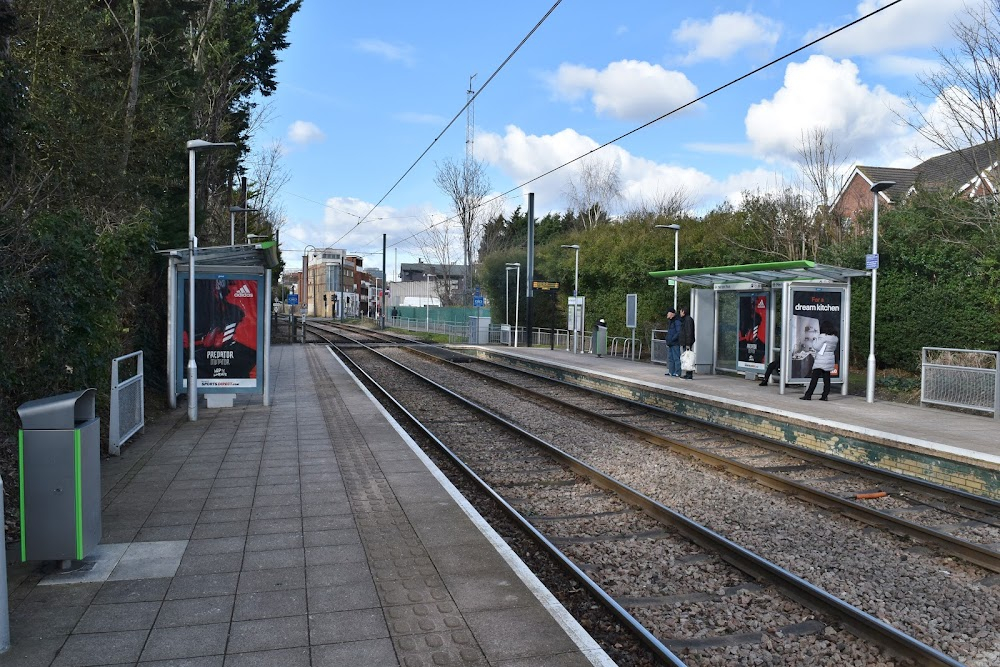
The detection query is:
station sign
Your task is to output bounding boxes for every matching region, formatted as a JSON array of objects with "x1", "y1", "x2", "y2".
[
  {"x1": 287, "y1": 293, "x2": 298, "y2": 305},
  {"x1": 532, "y1": 281, "x2": 560, "y2": 291}
]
